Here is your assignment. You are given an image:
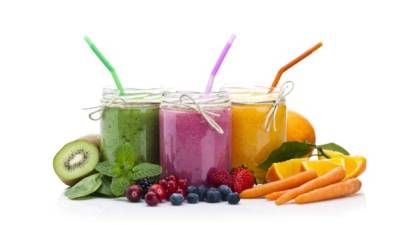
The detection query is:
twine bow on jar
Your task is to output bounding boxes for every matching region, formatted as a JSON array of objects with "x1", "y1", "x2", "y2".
[
  {"x1": 264, "y1": 81, "x2": 295, "y2": 132},
  {"x1": 83, "y1": 97, "x2": 127, "y2": 121},
  {"x1": 167, "y1": 94, "x2": 225, "y2": 134}
]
